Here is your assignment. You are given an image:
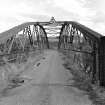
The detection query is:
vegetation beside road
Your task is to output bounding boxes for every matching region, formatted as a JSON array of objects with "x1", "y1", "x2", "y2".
[
  {"x1": 0, "y1": 50, "x2": 44, "y2": 97},
  {"x1": 62, "y1": 50, "x2": 105, "y2": 105}
]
